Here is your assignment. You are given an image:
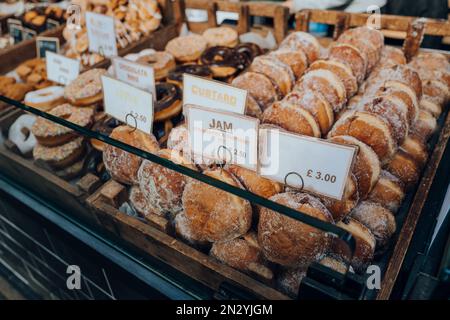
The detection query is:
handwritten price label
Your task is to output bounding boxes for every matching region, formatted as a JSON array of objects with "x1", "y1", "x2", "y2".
[
  {"x1": 85, "y1": 12, "x2": 117, "y2": 57},
  {"x1": 46, "y1": 52, "x2": 80, "y2": 85}
]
